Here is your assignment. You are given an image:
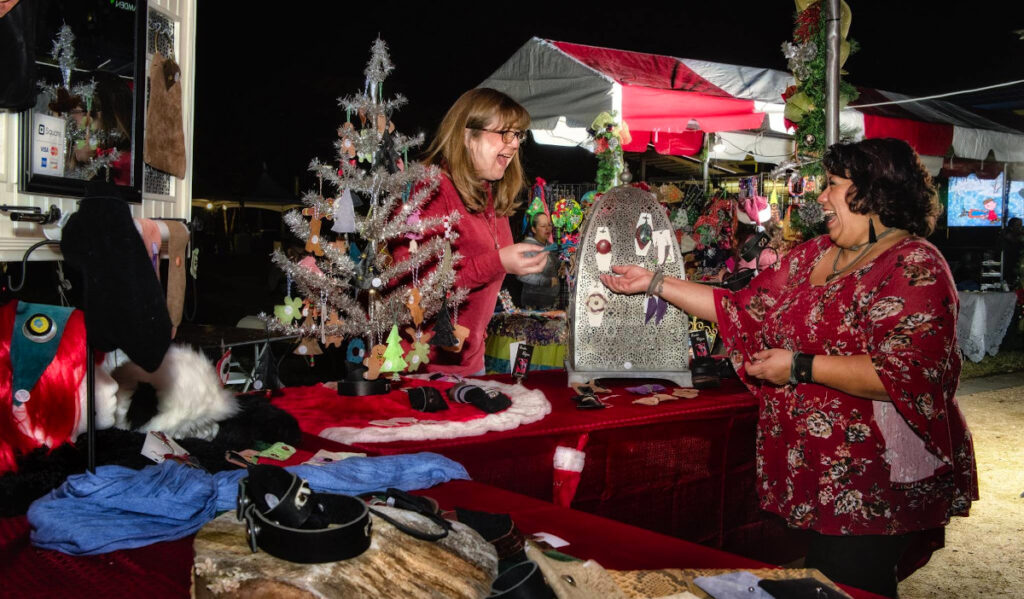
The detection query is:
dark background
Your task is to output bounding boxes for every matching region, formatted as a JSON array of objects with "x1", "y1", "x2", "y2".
[
  {"x1": 8, "y1": 2, "x2": 1023, "y2": 340},
  {"x1": 192, "y1": 2, "x2": 1024, "y2": 198}
]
